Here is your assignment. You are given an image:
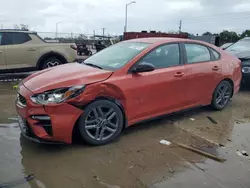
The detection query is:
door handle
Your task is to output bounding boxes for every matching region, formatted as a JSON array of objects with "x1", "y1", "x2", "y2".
[
  {"x1": 0, "y1": 51, "x2": 3, "y2": 54},
  {"x1": 27, "y1": 48, "x2": 36, "y2": 51},
  {"x1": 212, "y1": 66, "x2": 220, "y2": 71},
  {"x1": 174, "y1": 72, "x2": 185, "y2": 77}
]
